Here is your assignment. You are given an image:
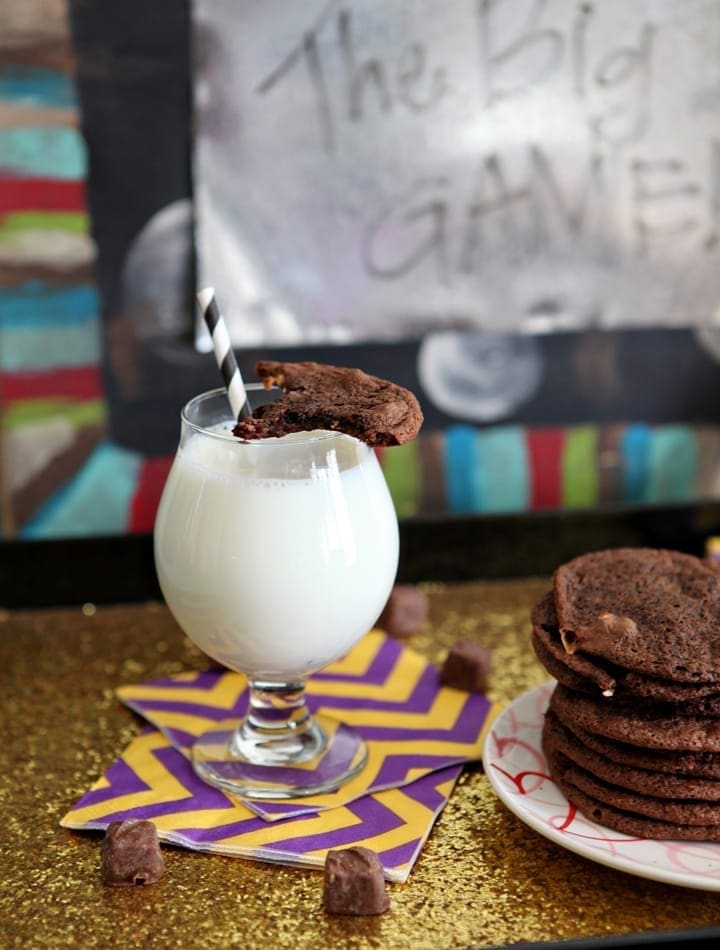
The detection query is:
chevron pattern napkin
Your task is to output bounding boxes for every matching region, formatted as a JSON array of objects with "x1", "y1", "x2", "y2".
[{"x1": 62, "y1": 631, "x2": 495, "y2": 881}]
